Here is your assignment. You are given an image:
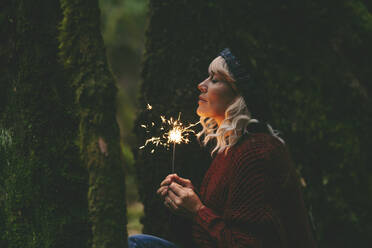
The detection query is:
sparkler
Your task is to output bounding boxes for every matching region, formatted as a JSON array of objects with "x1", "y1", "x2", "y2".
[
  {"x1": 140, "y1": 104, "x2": 200, "y2": 226},
  {"x1": 139, "y1": 104, "x2": 199, "y2": 173}
]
